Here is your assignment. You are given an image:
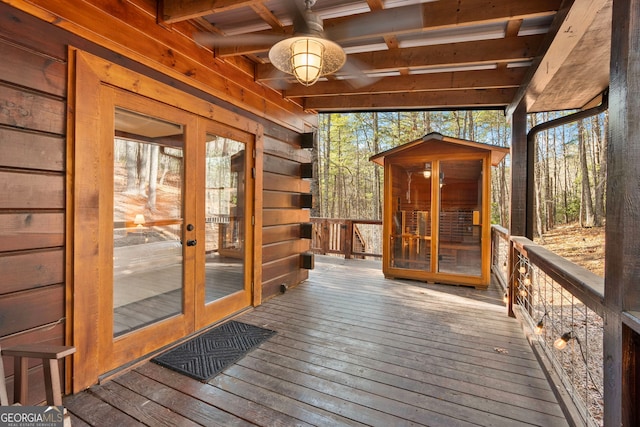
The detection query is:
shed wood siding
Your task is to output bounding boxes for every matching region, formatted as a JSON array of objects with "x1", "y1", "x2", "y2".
[
  {"x1": 1, "y1": 1, "x2": 315, "y2": 395},
  {"x1": 0, "y1": 22, "x2": 67, "y2": 404}
]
